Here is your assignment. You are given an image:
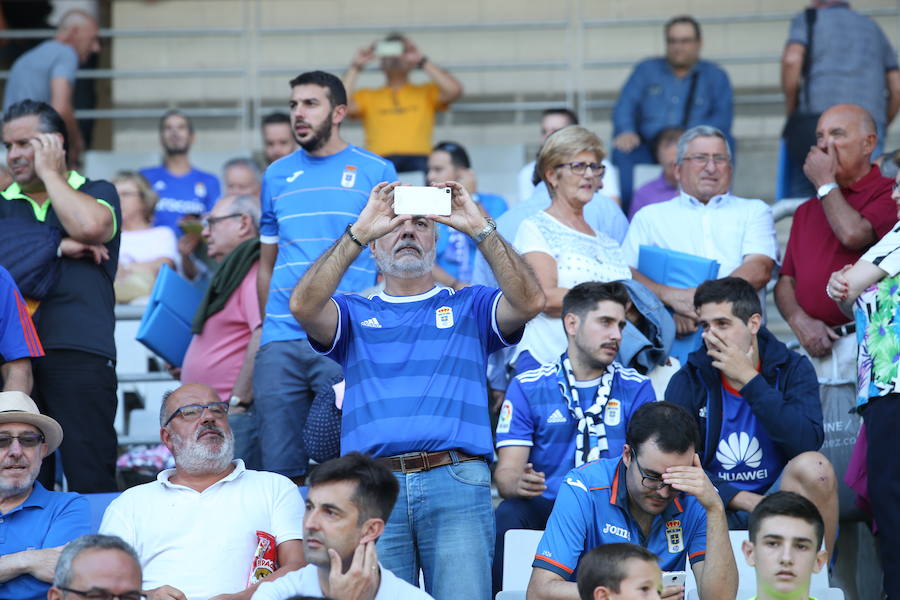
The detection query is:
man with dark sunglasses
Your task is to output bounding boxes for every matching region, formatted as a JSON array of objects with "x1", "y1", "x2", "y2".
[
  {"x1": 100, "y1": 384, "x2": 305, "y2": 600},
  {"x1": 0, "y1": 390, "x2": 89, "y2": 600},
  {"x1": 527, "y1": 401, "x2": 736, "y2": 600}
]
